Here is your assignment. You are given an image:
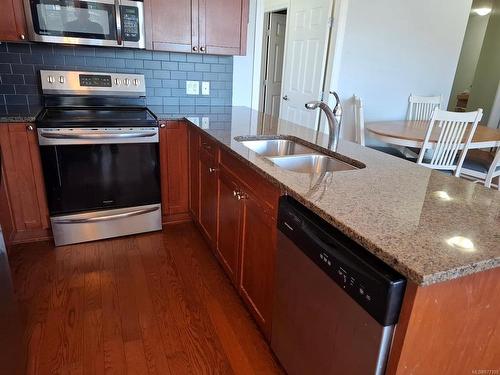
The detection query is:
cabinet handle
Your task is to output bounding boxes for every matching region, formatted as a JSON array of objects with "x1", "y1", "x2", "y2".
[
  {"x1": 27, "y1": 124, "x2": 34, "y2": 131},
  {"x1": 20, "y1": 34, "x2": 26, "y2": 40},
  {"x1": 233, "y1": 190, "x2": 239, "y2": 198},
  {"x1": 159, "y1": 123, "x2": 166, "y2": 128},
  {"x1": 193, "y1": 46, "x2": 198, "y2": 52},
  {"x1": 209, "y1": 167, "x2": 217, "y2": 174},
  {"x1": 200, "y1": 46, "x2": 206, "y2": 52},
  {"x1": 236, "y1": 192, "x2": 247, "y2": 201}
]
